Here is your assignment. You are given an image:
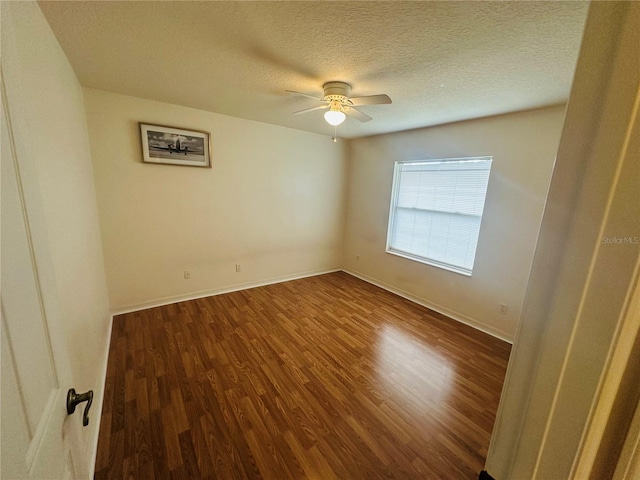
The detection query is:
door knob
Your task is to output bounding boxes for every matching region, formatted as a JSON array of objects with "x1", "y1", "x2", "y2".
[{"x1": 66, "y1": 388, "x2": 93, "y2": 426}]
